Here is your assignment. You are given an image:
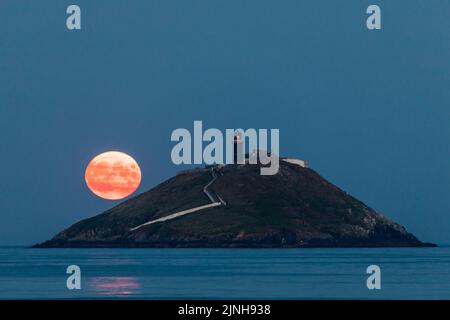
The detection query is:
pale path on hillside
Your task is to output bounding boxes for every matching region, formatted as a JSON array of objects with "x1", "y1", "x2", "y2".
[
  {"x1": 129, "y1": 202, "x2": 221, "y2": 231},
  {"x1": 129, "y1": 168, "x2": 224, "y2": 231}
]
